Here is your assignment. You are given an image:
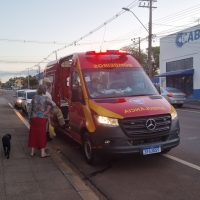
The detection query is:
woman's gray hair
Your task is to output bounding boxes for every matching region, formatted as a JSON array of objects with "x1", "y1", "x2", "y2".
[{"x1": 37, "y1": 85, "x2": 46, "y2": 95}]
